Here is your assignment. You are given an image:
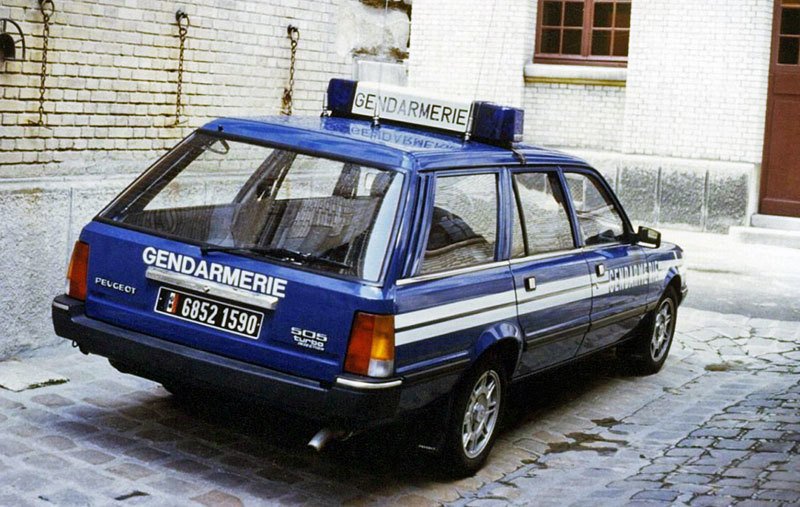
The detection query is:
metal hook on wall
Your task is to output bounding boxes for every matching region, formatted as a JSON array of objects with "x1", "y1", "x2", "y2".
[
  {"x1": 281, "y1": 25, "x2": 300, "y2": 115},
  {"x1": 30, "y1": 0, "x2": 55, "y2": 126},
  {"x1": 173, "y1": 9, "x2": 190, "y2": 126}
]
